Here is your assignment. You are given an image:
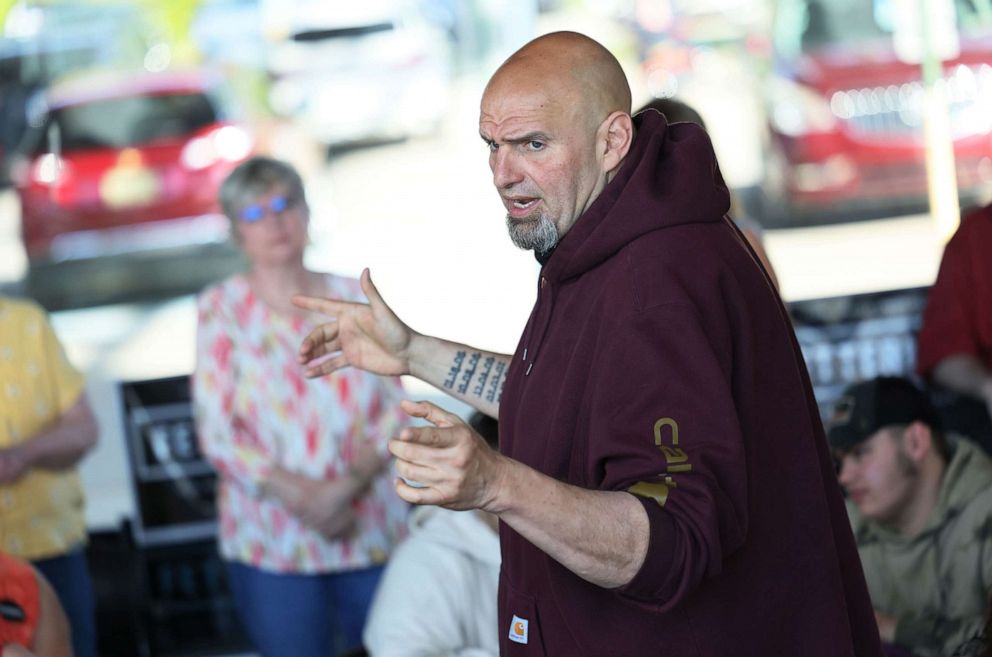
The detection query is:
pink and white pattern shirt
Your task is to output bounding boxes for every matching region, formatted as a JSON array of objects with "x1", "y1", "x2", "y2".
[{"x1": 192, "y1": 273, "x2": 410, "y2": 573}]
